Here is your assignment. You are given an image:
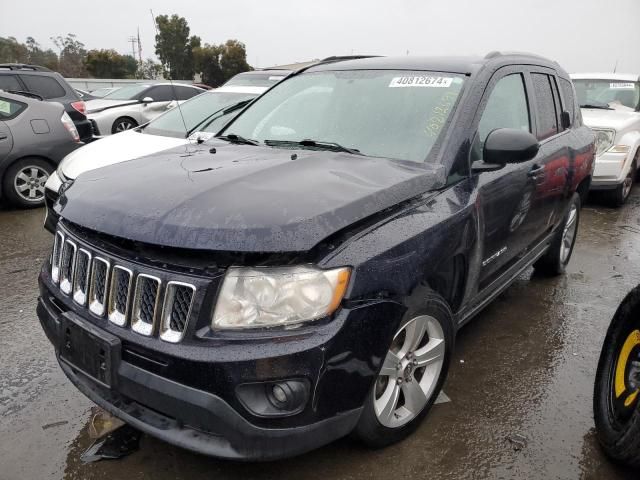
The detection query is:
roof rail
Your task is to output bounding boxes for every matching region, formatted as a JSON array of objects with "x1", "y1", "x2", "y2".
[
  {"x1": 0, "y1": 63, "x2": 52, "y2": 72},
  {"x1": 484, "y1": 51, "x2": 551, "y2": 62},
  {"x1": 320, "y1": 55, "x2": 381, "y2": 64}
]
